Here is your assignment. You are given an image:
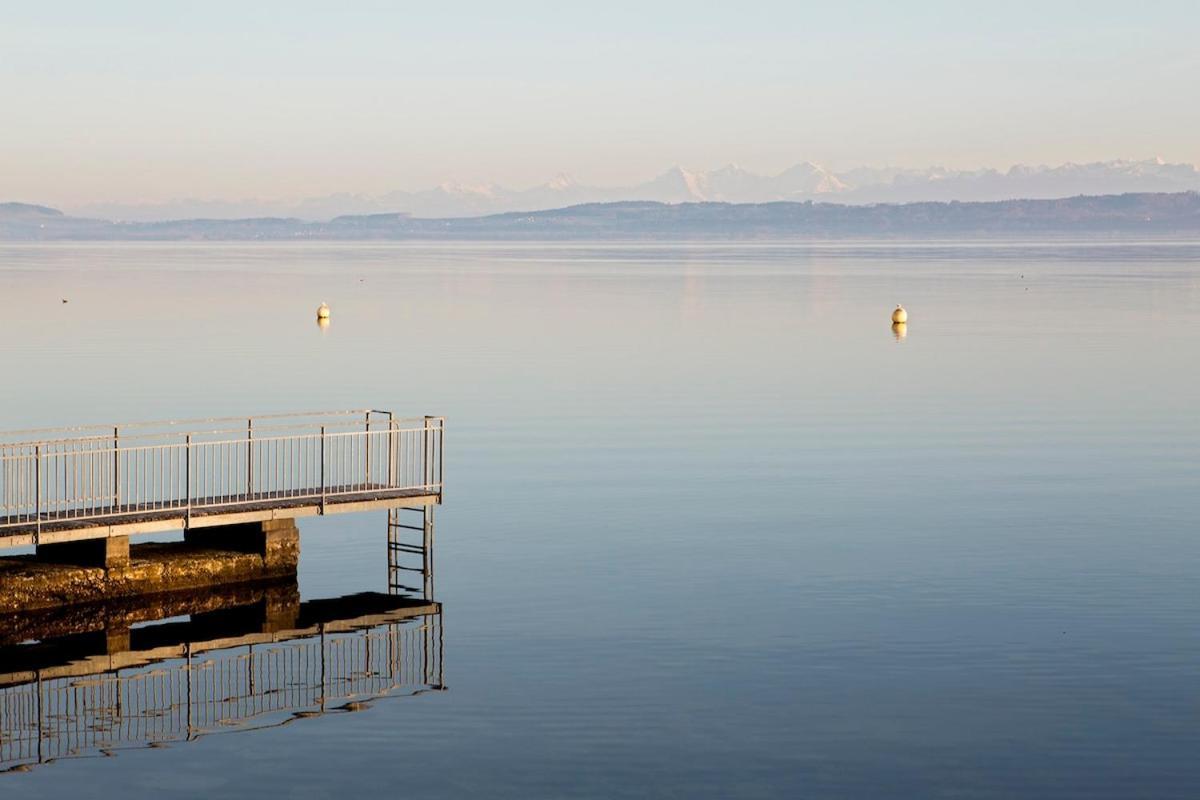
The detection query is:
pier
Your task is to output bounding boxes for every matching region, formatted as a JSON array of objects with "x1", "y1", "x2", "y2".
[{"x1": 0, "y1": 410, "x2": 444, "y2": 570}]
